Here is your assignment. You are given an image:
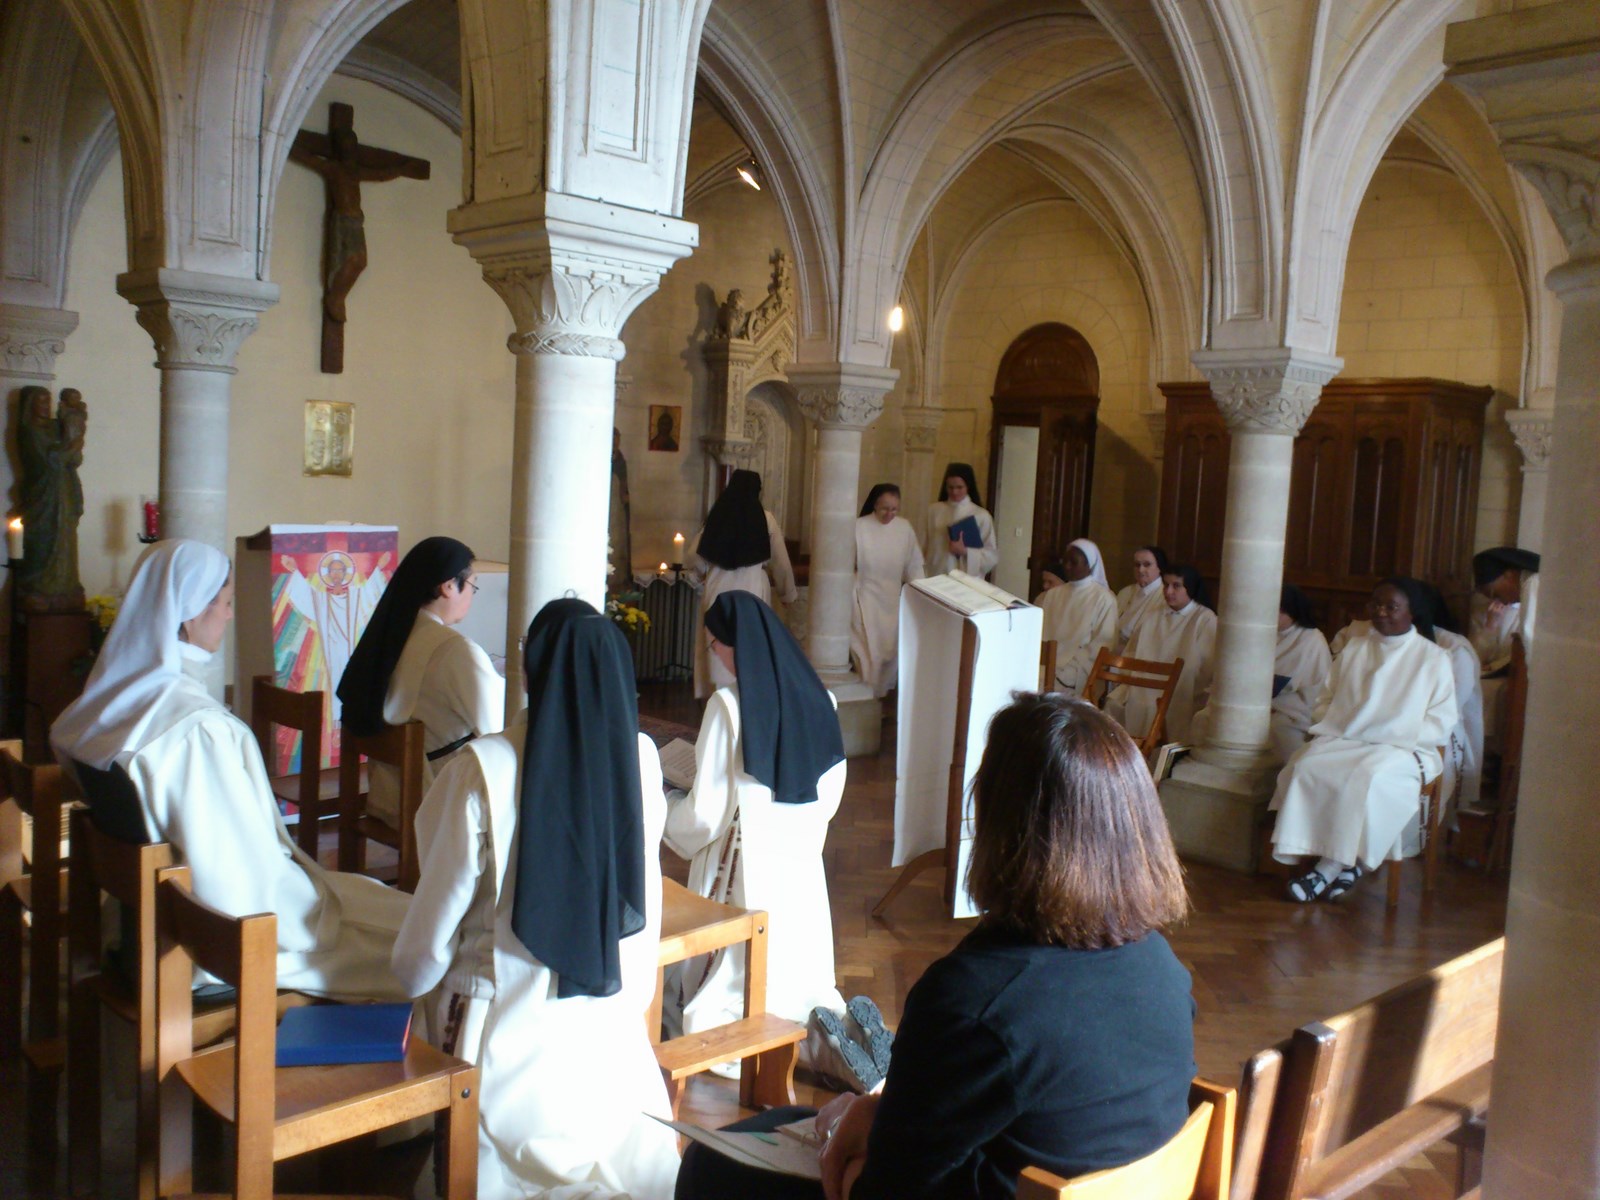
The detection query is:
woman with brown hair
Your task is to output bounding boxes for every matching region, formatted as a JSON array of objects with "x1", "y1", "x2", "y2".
[{"x1": 674, "y1": 692, "x2": 1195, "y2": 1200}]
